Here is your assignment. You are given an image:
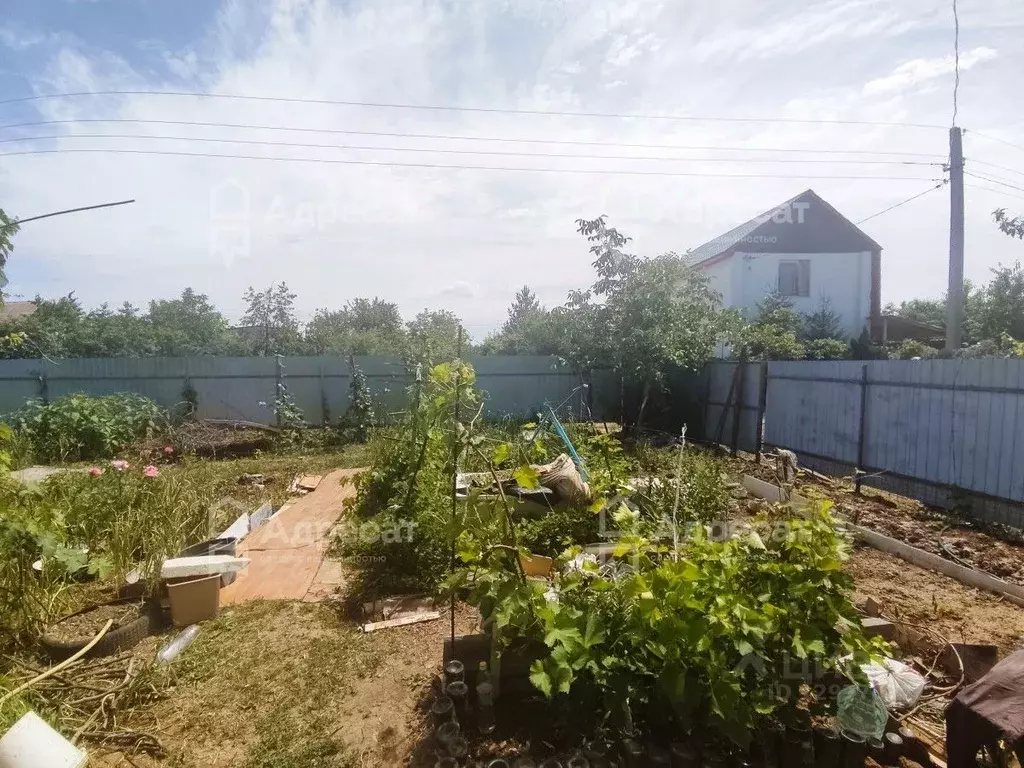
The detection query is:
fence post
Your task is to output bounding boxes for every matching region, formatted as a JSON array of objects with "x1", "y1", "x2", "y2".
[
  {"x1": 702, "y1": 366, "x2": 713, "y2": 439},
  {"x1": 755, "y1": 360, "x2": 768, "y2": 462},
  {"x1": 274, "y1": 355, "x2": 283, "y2": 428},
  {"x1": 855, "y1": 363, "x2": 869, "y2": 494},
  {"x1": 730, "y1": 362, "x2": 747, "y2": 455},
  {"x1": 37, "y1": 360, "x2": 49, "y2": 404}
]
